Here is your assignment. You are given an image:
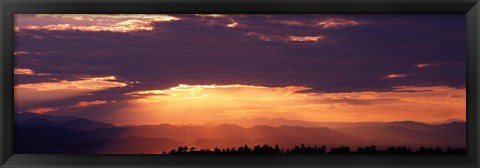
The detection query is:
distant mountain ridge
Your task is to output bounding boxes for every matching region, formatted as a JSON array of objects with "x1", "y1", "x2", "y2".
[
  {"x1": 17, "y1": 112, "x2": 115, "y2": 131},
  {"x1": 15, "y1": 112, "x2": 77, "y2": 123},
  {"x1": 218, "y1": 117, "x2": 466, "y2": 129},
  {"x1": 14, "y1": 112, "x2": 466, "y2": 154}
]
